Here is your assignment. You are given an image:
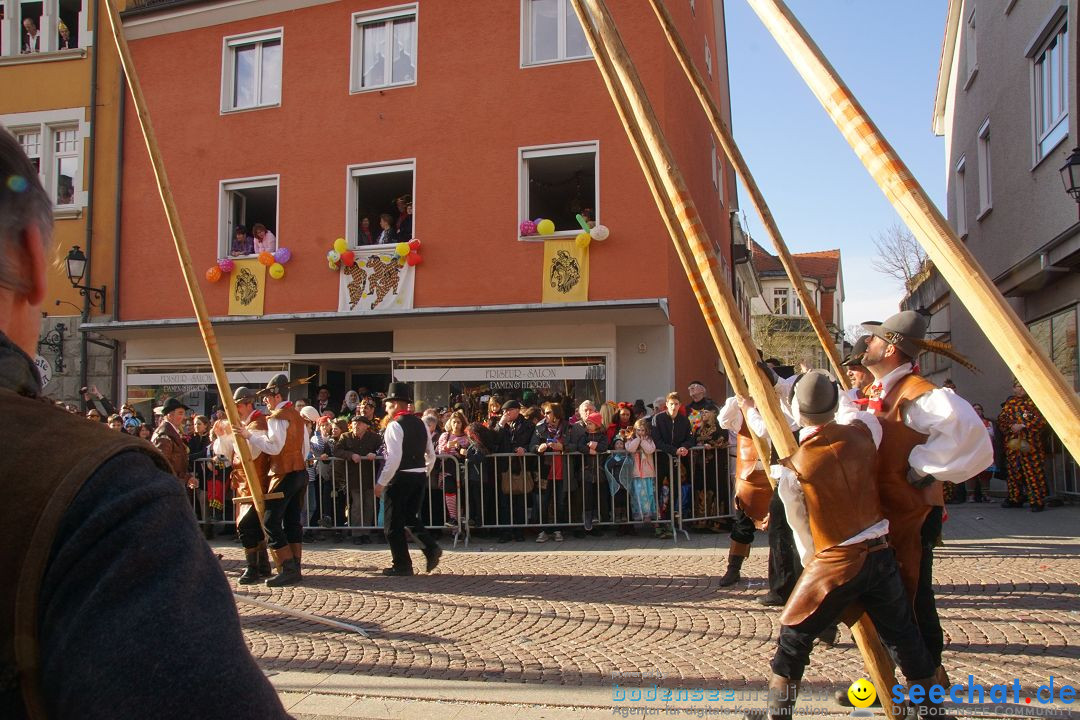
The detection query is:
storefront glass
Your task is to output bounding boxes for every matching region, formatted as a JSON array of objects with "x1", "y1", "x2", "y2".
[
  {"x1": 393, "y1": 355, "x2": 607, "y2": 421},
  {"x1": 125, "y1": 363, "x2": 288, "y2": 419}
]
